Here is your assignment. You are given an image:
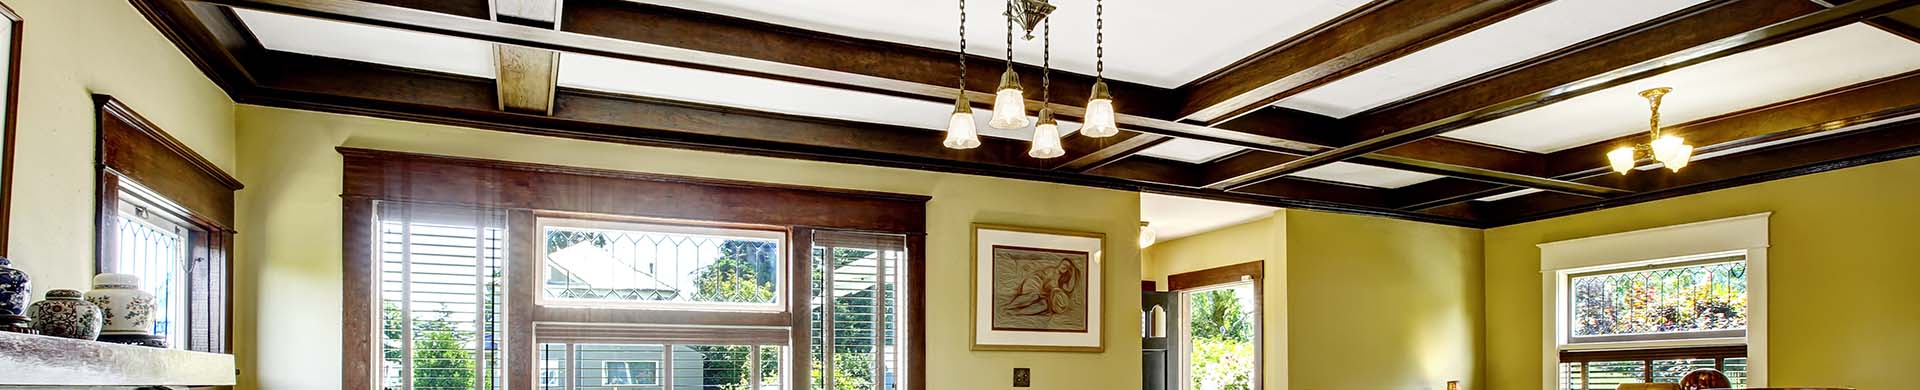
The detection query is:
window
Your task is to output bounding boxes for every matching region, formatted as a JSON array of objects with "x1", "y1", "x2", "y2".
[
  {"x1": 809, "y1": 231, "x2": 907, "y2": 390},
  {"x1": 602, "y1": 360, "x2": 660, "y2": 386},
  {"x1": 377, "y1": 202, "x2": 506, "y2": 390},
  {"x1": 1164, "y1": 261, "x2": 1264, "y2": 390},
  {"x1": 1567, "y1": 257, "x2": 1747, "y2": 344},
  {"x1": 539, "y1": 219, "x2": 785, "y2": 309},
  {"x1": 1539, "y1": 213, "x2": 1769, "y2": 389},
  {"x1": 111, "y1": 188, "x2": 192, "y2": 348}
]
